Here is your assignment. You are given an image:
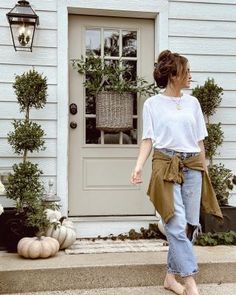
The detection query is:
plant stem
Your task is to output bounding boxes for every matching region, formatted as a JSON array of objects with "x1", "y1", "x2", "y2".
[
  {"x1": 23, "y1": 105, "x2": 30, "y2": 163},
  {"x1": 206, "y1": 115, "x2": 213, "y2": 167},
  {"x1": 207, "y1": 115, "x2": 210, "y2": 124},
  {"x1": 26, "y1": 105, "x2": 30, "y2": 122},
  {"x1": 23, "y1": 150, "x2": 27, "y2": 163}
]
